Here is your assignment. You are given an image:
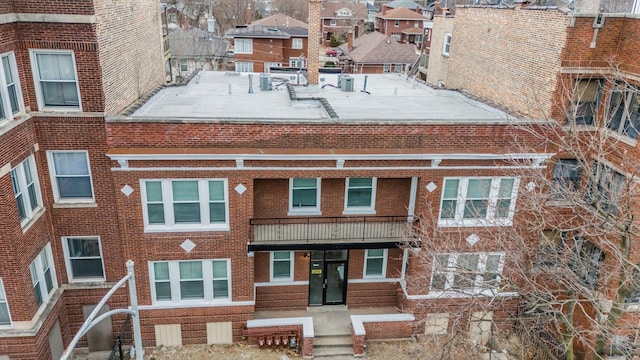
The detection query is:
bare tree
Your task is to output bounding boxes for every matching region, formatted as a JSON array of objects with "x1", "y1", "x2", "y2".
[
  {"x1": 271, "y1": 0, "x2": 309, "y2": 21},
  {"x1": 404, "y1": 73, "x2": 640, "y2": 360}
]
